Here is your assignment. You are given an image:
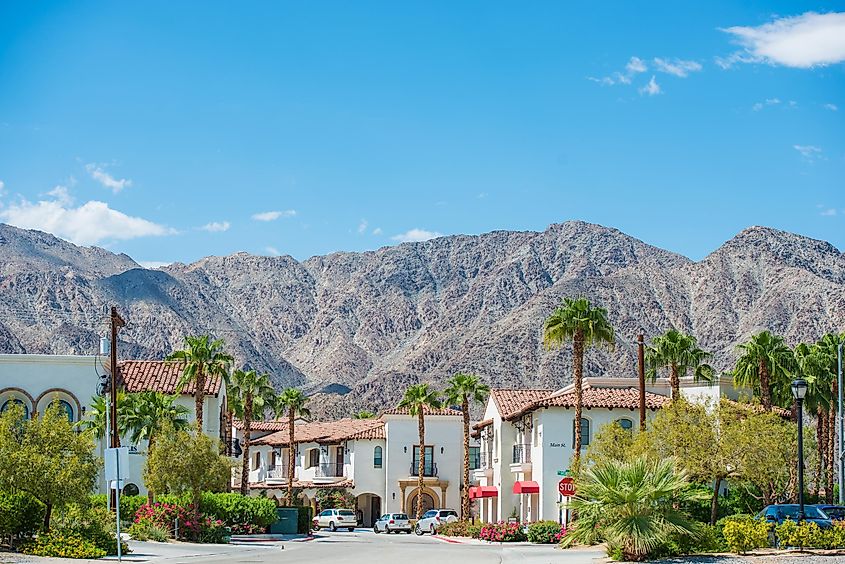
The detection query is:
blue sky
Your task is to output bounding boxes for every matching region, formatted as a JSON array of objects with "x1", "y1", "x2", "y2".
[{"x1": 0, "y1": 1, "x2": 842, "y2": 266}]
